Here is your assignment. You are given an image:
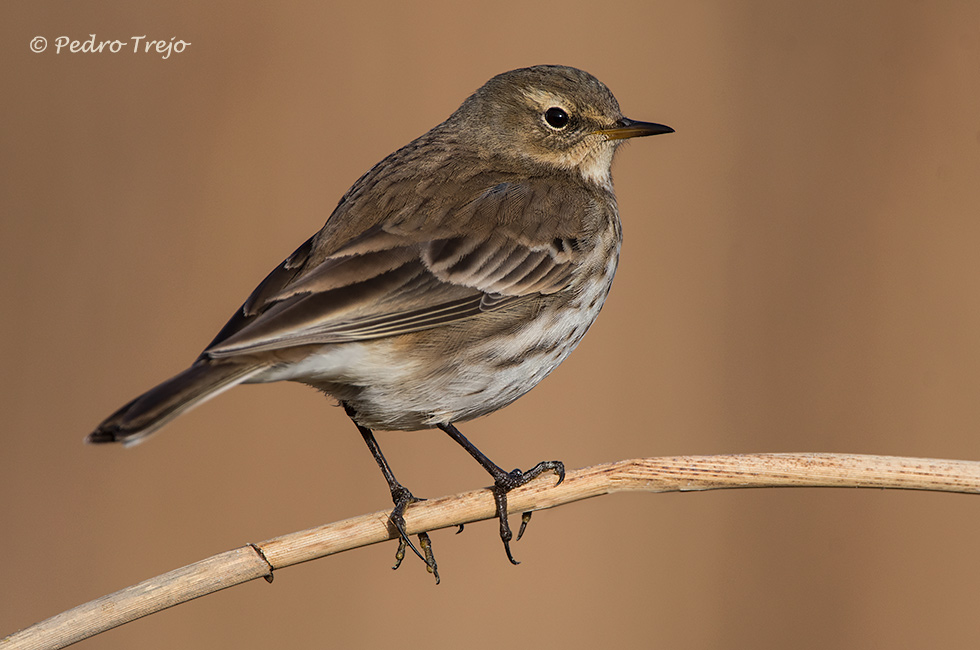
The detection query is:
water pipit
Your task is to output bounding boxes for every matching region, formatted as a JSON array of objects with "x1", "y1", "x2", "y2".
[{"x1": 88, "y1": 65, "x2": 673, "y2": 582}]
